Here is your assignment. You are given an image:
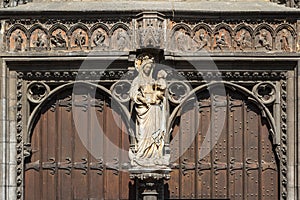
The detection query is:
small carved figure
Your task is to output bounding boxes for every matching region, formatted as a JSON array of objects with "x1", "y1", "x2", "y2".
[
  {"x1": 176, "y1": 29, "x2": 189, "y2": 51},
  {"x1": 116, "y1": 30, "x2": 128, "y2": 50},
  {"x1": 195, "y1": 32, "x2": 208, "y2": 50},
  {"x1": 129, "y1": 55, "x2": 168, "y2": 167},
  {"x1": 33, "y1": 30, "x2": 46, "y2": 48},
  {"x1": 235, "y1": 29, "x2": 251, "y2": 51},
  {"x1": 14, "y1": 31, "x2": 23, "y2": 52},
  {"x1": 279, "y1": 30, "x2": 291, "y2": 52},
  {"x1": 74, "y1": 31, "x2": 86, "y2": 50},
  {"x1": 93, "y1": 30, "x2": 106, "y2": 48},
  {"x1": 256, "y1": 31, "x2": 272, "y2": 51},
  {"x1": 50, "y1": 31, "x2": 66, "y2": 48},
  {"x1": 214, "y1": 32, "x2": 228, "y2": 50}
]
